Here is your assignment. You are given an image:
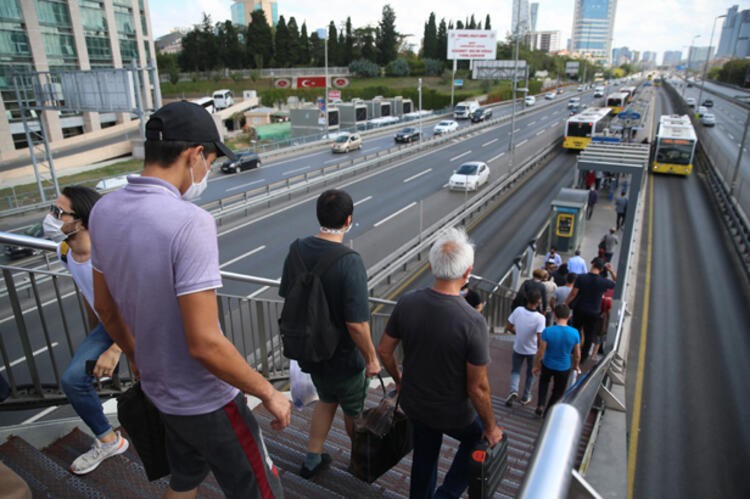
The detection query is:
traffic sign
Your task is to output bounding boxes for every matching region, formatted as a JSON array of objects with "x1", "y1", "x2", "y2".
[
  {"x1": 617, "y1": 110, "x2": 641, "y2": 120},
  {"x1": 328, "y1": 90, "x2": 341, "y2": 100},
  {"x1": 455, "y1": 79, "x2": 464, "y2": 87}
]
